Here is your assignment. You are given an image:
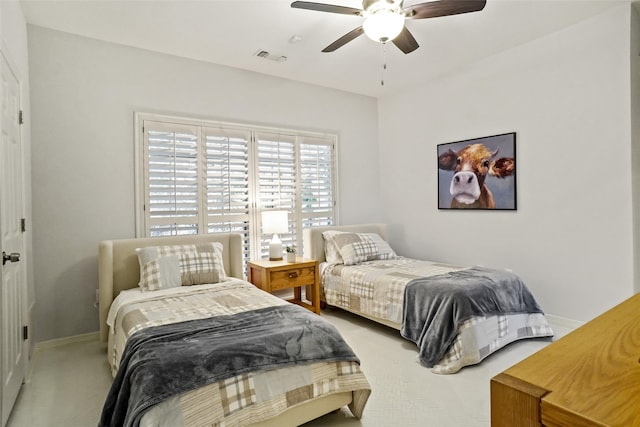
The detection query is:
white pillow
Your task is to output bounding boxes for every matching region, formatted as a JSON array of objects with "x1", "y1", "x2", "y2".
[{"x1": 322, "y1": 231, "x2": 397, "y2": 266}]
